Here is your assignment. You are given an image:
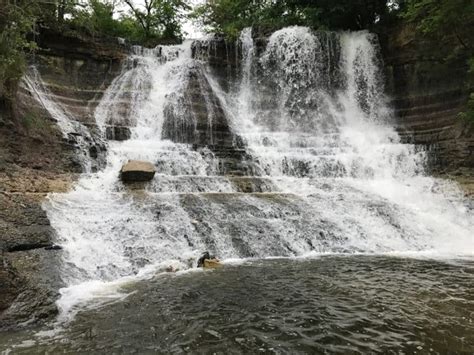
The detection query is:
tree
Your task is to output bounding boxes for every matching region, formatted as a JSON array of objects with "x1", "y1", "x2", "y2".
[
  {"x1": 33, "y1": 0, "x2": 79, "y2": 24},
  {"x1": 121, "y1": 0, "x2": 190, "y2": 42},
  {"x1": 402, "y1": 0, "x2": 473, "y2": 50},
  {"x1": 401, "y1": 0, "x2": 474, "y2": 121},
  {"x1": 192, "y1": 0, "x2": 396, "y2": 38},
  {"x1": 192, "y1": 0, "x2": 265, "y2": 38},
  {"x1": 0, "y1": 1, "x2": 37, "y2": 105}
]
